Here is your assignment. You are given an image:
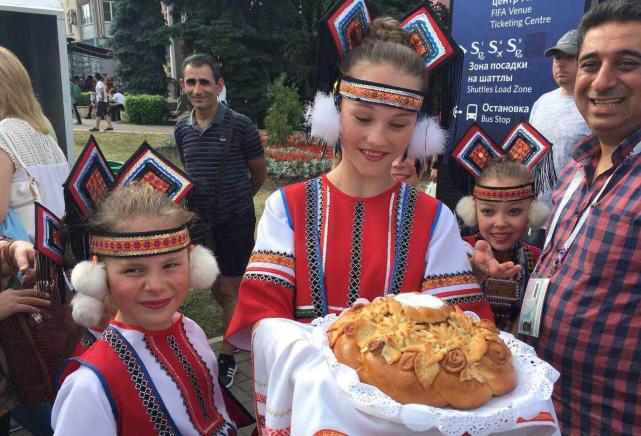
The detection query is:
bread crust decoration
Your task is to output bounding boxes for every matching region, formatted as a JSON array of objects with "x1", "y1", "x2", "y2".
[{"x1": 328, "y1": 295, "x2": 516, "y2": 409}]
